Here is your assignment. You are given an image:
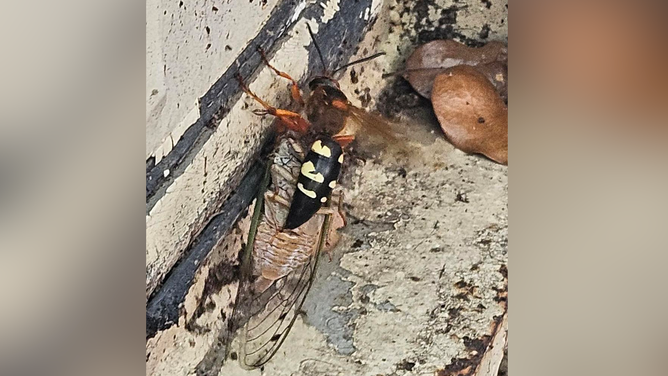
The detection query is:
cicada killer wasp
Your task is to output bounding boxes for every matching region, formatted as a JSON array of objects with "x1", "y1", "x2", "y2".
[{"x1": 228, "y1": 23, "x2": 405, "y2": 369}]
